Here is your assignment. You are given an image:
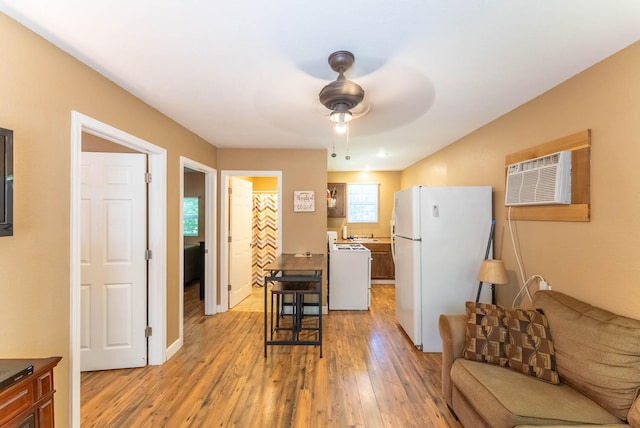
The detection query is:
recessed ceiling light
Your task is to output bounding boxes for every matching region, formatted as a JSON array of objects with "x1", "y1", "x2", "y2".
[{"x1": 377, "y1": 151, "x2": 388, "y2": 158}]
